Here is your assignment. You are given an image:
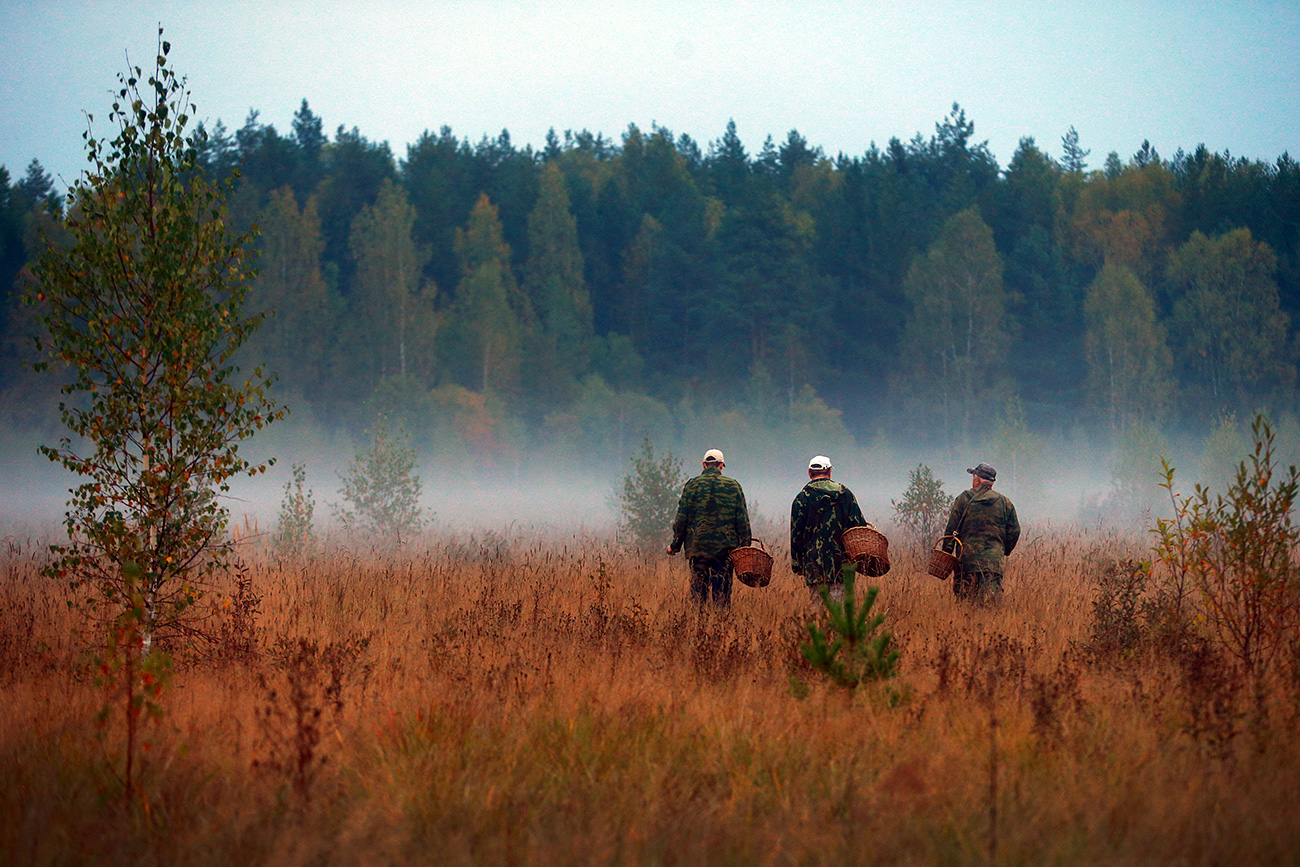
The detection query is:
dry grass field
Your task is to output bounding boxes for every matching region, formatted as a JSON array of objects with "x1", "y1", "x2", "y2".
[{"x1": 1, "y1": 525, "x2": 1298, "y2": 866}]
